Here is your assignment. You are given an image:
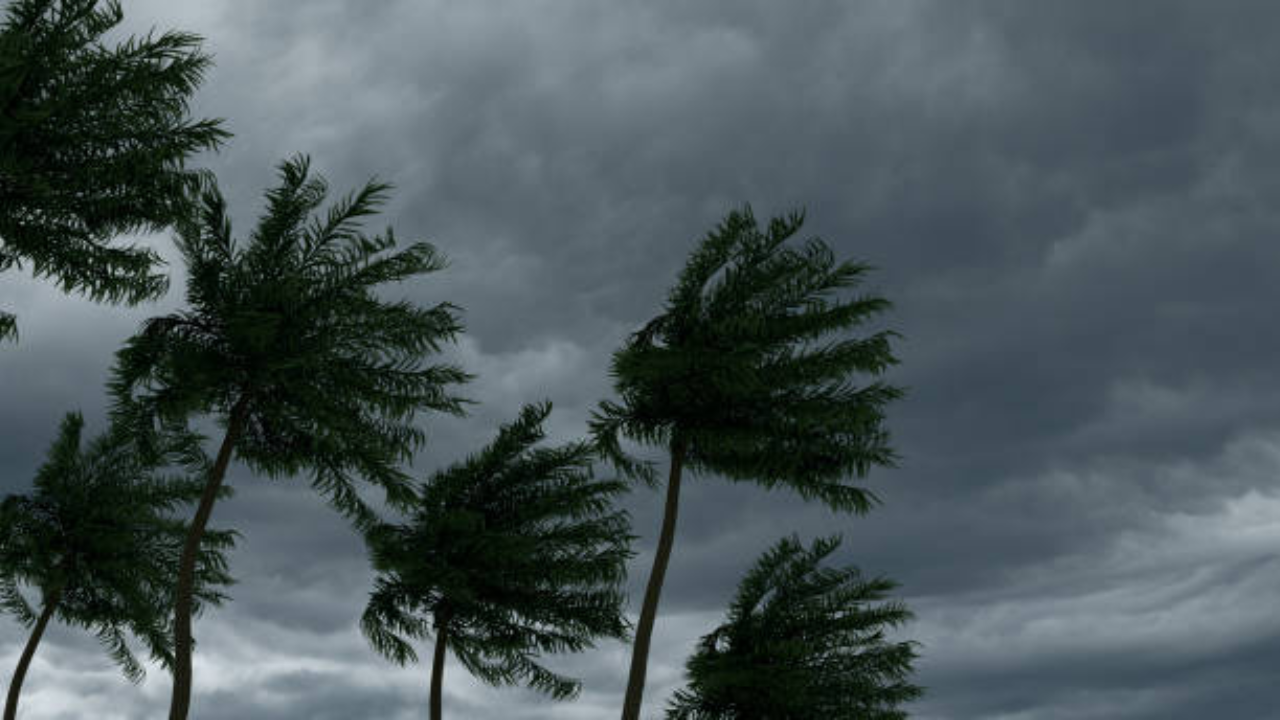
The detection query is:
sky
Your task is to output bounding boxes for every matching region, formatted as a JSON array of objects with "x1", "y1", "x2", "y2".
[{"x1": 3, "y1": 0, "x2": 1280, "y2": 718}]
